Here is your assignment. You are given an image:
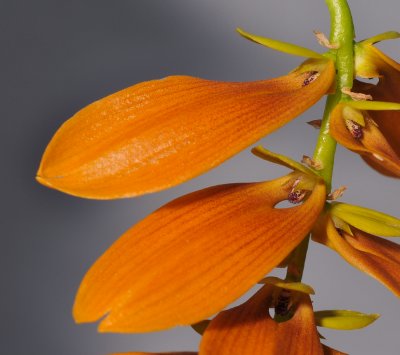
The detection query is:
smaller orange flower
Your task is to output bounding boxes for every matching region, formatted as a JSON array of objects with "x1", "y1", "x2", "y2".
[
  {"x1": 330, "y1": 101, "x2": 400, "y2": 177},
  {"x1": 199, "y1": 284, "x2": 345, "y2": 355},
  {"x1": 332, "y1": 34, "x2": 400, "y2": 177},
  {"x1": 313, "y1": 203, "x2": 400, "y2": 296},
  {"x1": 73, "y1": 148, "x2": 326, "y2": 333}
]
